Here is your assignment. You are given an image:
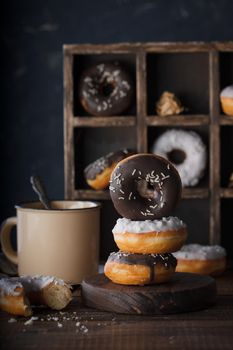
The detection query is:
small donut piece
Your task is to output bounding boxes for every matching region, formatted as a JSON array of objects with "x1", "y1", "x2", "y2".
[
  {"x1": 104, "y1": 251, "x2": 177, "y2": 285},
  {"x1": 173, "y1": 244, "x2": 226, "y2": 276},
  {"x1": 79, "y1": 62, "x2": 133, "y2": 116},
  {"x1": 0, "y1": 276, "x2": 72, "y2": 316},
  {"x1": 0, "y1": 279, "x2": 32, "y2": 316},
  {"x1": 156, "y1": 91, "x2": 184, "y2": 116},
  {"x1": 109, "y1": 153, "x2": 182, "y2": 220},
  {"x1": 152, "y1": 129, "x2": 207, "y2": 187},
  {"x1": 84, "y1": 149, "x2": 134, "y2": 190},
  {"x1": 220, "y1": 85, "x2": 233, "y2": 116},
  {"x1": 112, "y1": 217, "x2": 187, "y2": 254}
]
